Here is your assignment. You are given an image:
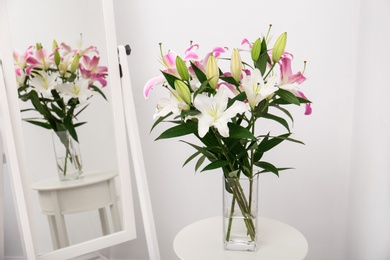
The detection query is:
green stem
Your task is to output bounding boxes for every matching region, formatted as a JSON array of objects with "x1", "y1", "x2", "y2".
[{"x1": 225, "y1": 196, "x2": 236, "y2": 241}]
